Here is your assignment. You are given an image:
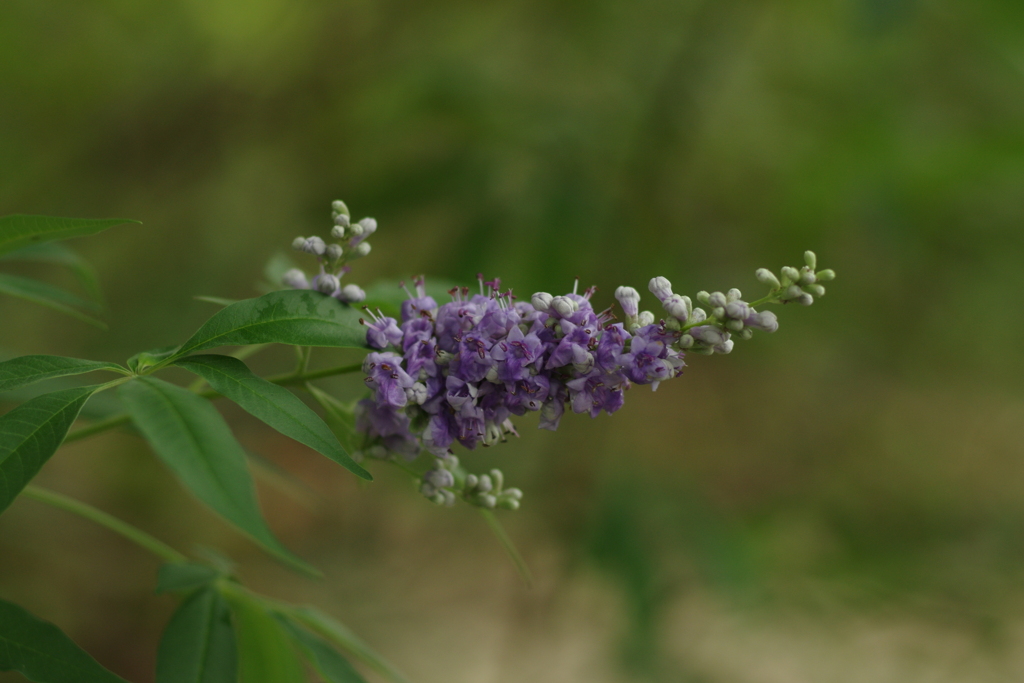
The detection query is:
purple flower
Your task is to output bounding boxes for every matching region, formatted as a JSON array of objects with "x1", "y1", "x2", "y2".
[
  {"x1": 567, "y1": 372, "x2": 628, "y2": 417},
  {"x1": 491, "y1": 325, "x2": 544, "y2": 382},
  {"x1": 363, "y1": 308, "x2": 404, "y2": 349},
  {"x1": 400, "y1": 277, "x2": 439, "y2": 322},
  {"x1": 616, "y1": 328, "x2": 676, "y2": 387},
  {"x1": 355, "y1": 399, "x2": 411, "y2": 438},
  {"x1": 363, "y1": 352, "x2": 414, "y2": 408}
]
